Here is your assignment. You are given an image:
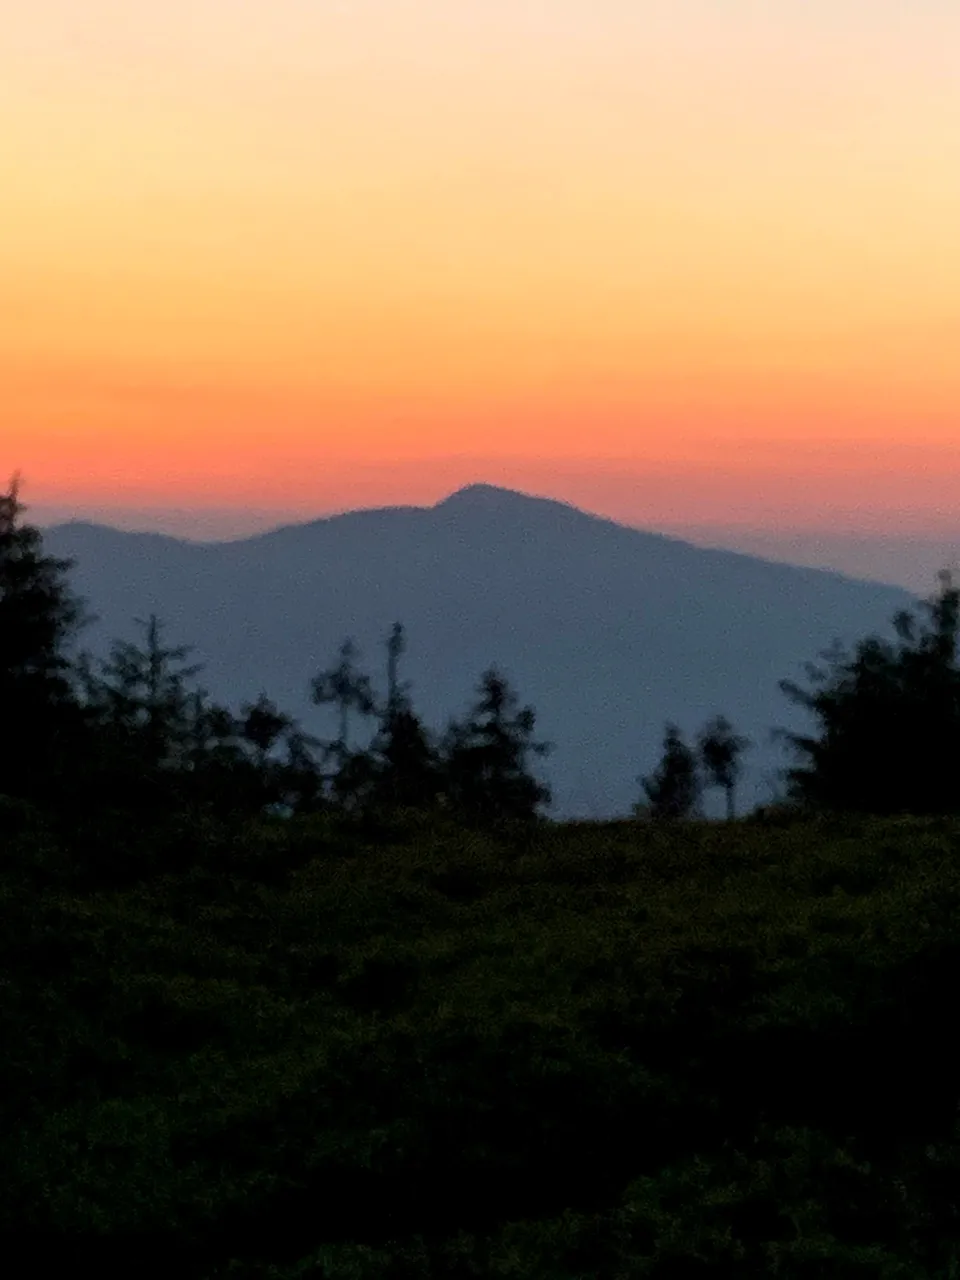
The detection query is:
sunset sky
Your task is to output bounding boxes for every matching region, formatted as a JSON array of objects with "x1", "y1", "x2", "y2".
[{"x1": 4, "y1": 1, "x2": 960, "y2": 552}]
